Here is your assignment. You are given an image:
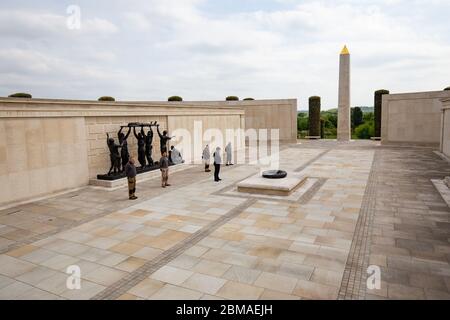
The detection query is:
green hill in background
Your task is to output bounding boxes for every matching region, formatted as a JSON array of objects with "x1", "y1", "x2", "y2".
[{"x1": 298, "y1": 106, "x2": 373, "y2": 114}]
